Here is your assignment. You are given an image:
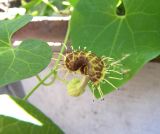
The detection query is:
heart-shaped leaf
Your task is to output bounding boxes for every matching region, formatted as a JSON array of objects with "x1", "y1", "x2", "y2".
[
  {"x1": 0, "y1": 94, "x2": 63, "y2": 134},
  {"x1": 0, "y1": 16, "x2": 52, "y2": 86},
  {"x1": 70, "y1": 0, "x2": 160, "y2": 97}
]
